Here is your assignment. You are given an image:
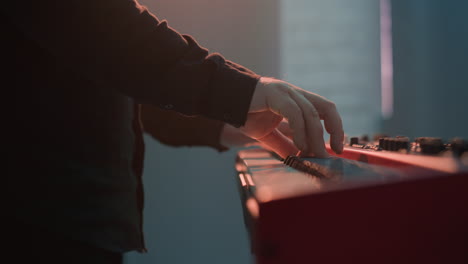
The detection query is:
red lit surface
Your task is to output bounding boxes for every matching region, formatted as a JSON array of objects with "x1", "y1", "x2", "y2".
[{"x1": 237, "y1": 147, "x2": 468, "y2": 264}]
